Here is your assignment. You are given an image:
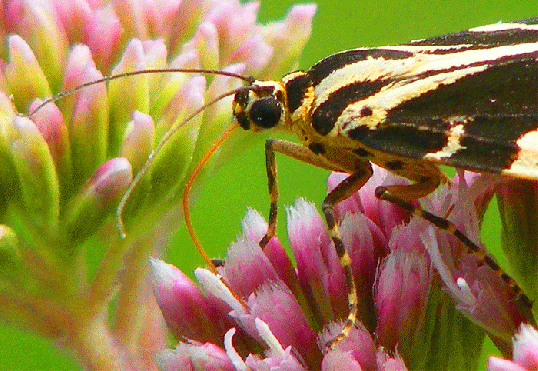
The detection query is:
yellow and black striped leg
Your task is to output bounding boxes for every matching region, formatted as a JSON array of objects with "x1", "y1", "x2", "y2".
[
  {"x1": 259, "y1": 139, "x2": 279, "y2": 249},
  {"x1": 260, "y1": 139, "x2": 347, "y2": 249},
  {"x1": 321, "y1": 167, "x2": 373, "y2": 348},
  {"x1": 375, "y1": 186, "x2": 536, "y2": 326},
  {"x1": 261, "y1": 139, "x2": 374, "y2": 348}
]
